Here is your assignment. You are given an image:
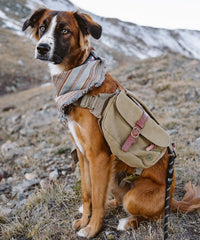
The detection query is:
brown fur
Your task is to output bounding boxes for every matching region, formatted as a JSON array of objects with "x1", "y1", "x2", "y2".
[{"x1": 23, "y1": 9, "x2": 200, "y2": 238}]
